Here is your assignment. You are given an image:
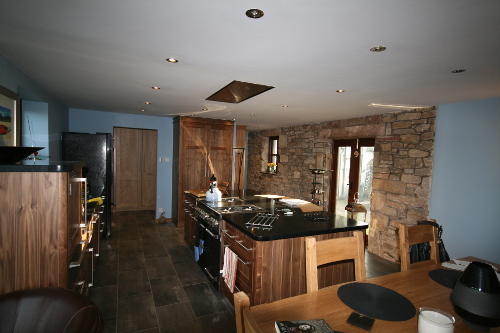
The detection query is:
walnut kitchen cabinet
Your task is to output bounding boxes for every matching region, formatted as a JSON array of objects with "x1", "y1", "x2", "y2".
[
  {"x1": 173, "y1": 116, "x2": 234, "y2": 227},
  {"x1": 220, "y1": 220, "x2": 358, "y2": 306},
  {"x1": 0, "y1": 162, "x2": 101, "y2": 295}
]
